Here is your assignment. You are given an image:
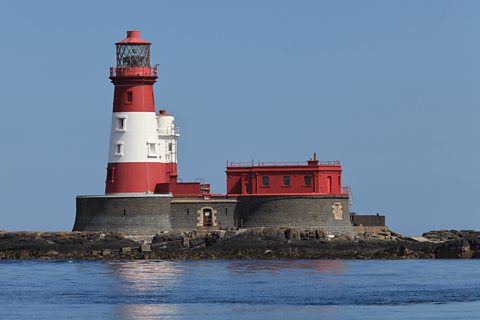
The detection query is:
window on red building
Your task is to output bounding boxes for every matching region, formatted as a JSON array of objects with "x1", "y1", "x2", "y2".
[
  {"x1": 262, "y1": 176, "x2": 269, "y2": 187},
  {"x1": 106, "y1": 167, "x2": 115, "y2": 183},
  {"x1": 283, "y1": 176, "x2": 291, "y2": 186},
  {"x1": 304, "y1": 176, "x2": 312, "y2": 186}
]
